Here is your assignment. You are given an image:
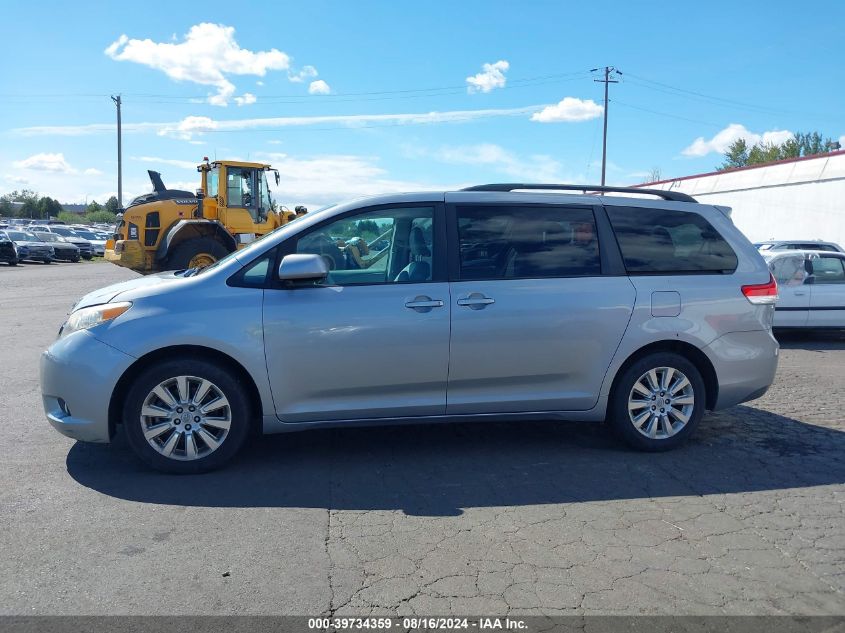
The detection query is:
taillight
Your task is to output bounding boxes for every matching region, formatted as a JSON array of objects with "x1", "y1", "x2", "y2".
[{"x1": 742, "y1": 273, "x2": 779, "y2": 305}]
